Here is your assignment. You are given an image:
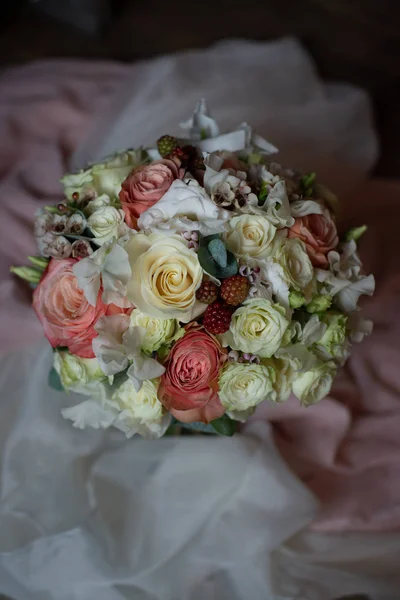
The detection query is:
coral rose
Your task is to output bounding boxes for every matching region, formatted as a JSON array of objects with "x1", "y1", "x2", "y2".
[
  {"x1": 288, "y1": 212, "x2": 338, "y2": 268},
  {"x1": 33, "y1": 258, "x2": 127, "y2": 358},
  {"x1": 119, "y1": 159, "x2": 182, "y2": 229},
  {"x1": 158, "y1": 329, "x2": 227, "y2": 423}
]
